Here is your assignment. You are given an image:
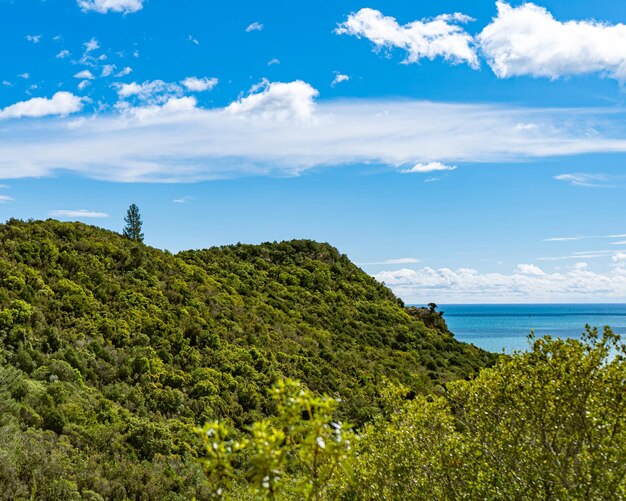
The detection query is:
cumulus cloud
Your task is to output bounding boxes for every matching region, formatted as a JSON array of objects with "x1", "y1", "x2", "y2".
[
  {"x1": 401, "y1": 161, "x2": 457, "y2": 174},
  {"x1": 74, "y1": 70, "x2": 95, "y2": 80},
  {"x1": 49, "y1": 209, "x2": 110, "y2": 218},
  {"x1": 225, "y1": 79, "x2": 319, "y2": 121},
  {"x1": 182, "y1": 76, "x2": 218, "y2": 92},
  {"x1": 77, "y1": 0, "x2": 144, "y2": 14},
  {"x1": 613, "y1": 253, "x2": 626, "y2": 263},
  {"x1": 375, "y1": 263, "x2": 626, "y2": 303},
  {"x1": 478, "y1": 1, "x2": 626, "y2": 82},
  {"x1": 336, "y1": 8, "x2": 478, "y2": 67},
  {"x1": 245, "y1": 22, "x2": 264, "y2": 32},
  {"x1": 25, "y1": 35, "x2": 42, "y2": 44},
  {"x1": 516, "y1": 263, "x2": 545, "y2": 276},
  {"x1": 0, "y1": 92, "x2": 83, "y2": 120},
  {"x1": 56, "y1": 49, "x2": 70, "y2": 59}
]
